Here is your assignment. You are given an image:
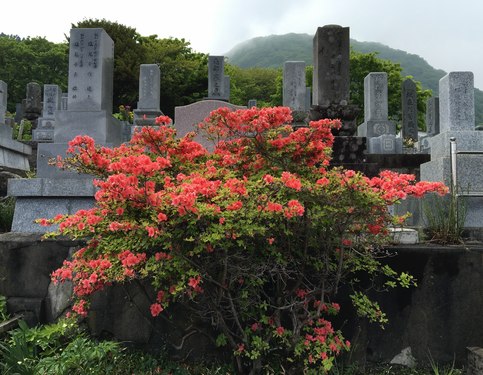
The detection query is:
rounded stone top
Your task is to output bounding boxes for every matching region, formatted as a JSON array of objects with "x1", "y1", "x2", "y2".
[{"x1": 322, "y1": 24, "x2": 343, "y2": 28}]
